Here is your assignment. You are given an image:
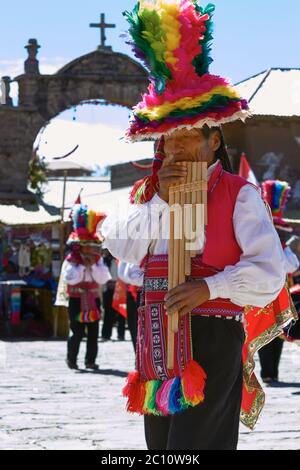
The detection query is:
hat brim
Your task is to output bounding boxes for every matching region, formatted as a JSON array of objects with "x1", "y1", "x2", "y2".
[
  {"x1": 125, "y1": 109, "x2": 251, "y2": 143},
  {"x1": 66, "y1": 232, "x2": 103, "y2": 246}
]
